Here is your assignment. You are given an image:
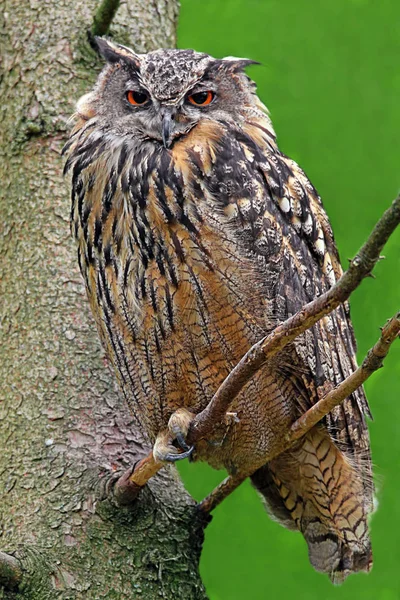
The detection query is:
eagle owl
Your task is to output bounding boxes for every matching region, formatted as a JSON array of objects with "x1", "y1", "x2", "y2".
[{"x1": 64, "y1": 38, "x2": 373, "y2": 582}]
